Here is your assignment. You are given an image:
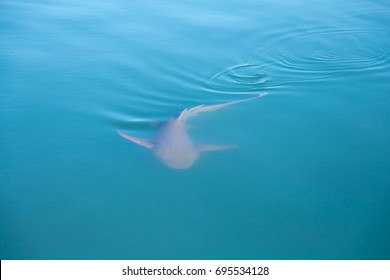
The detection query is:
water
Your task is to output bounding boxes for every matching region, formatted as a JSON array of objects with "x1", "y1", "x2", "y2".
[{"x1": 1, "y1": 0, "x2": 390, "y2": 259}]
